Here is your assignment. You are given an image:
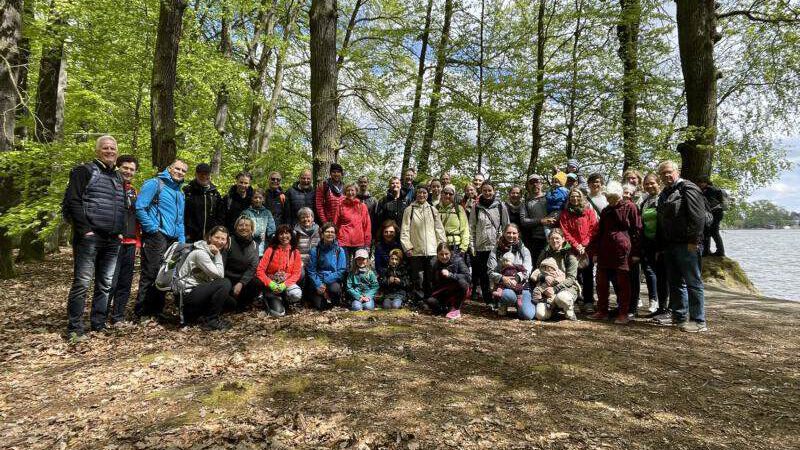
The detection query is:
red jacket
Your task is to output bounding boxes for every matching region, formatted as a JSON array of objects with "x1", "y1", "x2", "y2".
[
  {"x1": 559, "y1": 206, "x2": 598, "y2": 252},
  {"x1": 256, "y1": 245, "x2": 303, "y2": 287},
  {"x1": 334, "y1": 197, "x2": 372, "y2": 247},
  {"x1": 315, "y1": 181, "x2": 344, "y2": 224}
]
